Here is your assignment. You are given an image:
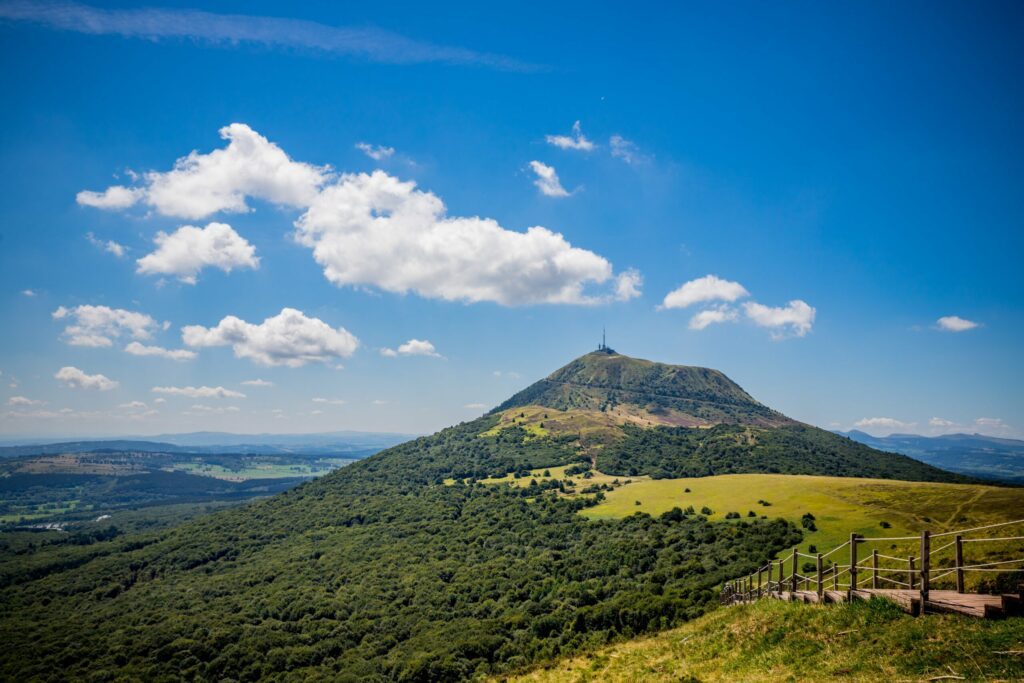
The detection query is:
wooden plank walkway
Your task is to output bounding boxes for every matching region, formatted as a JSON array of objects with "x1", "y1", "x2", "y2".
[{"x1": 753, "y1": 588, "x2": 1023, "y2": 619}]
